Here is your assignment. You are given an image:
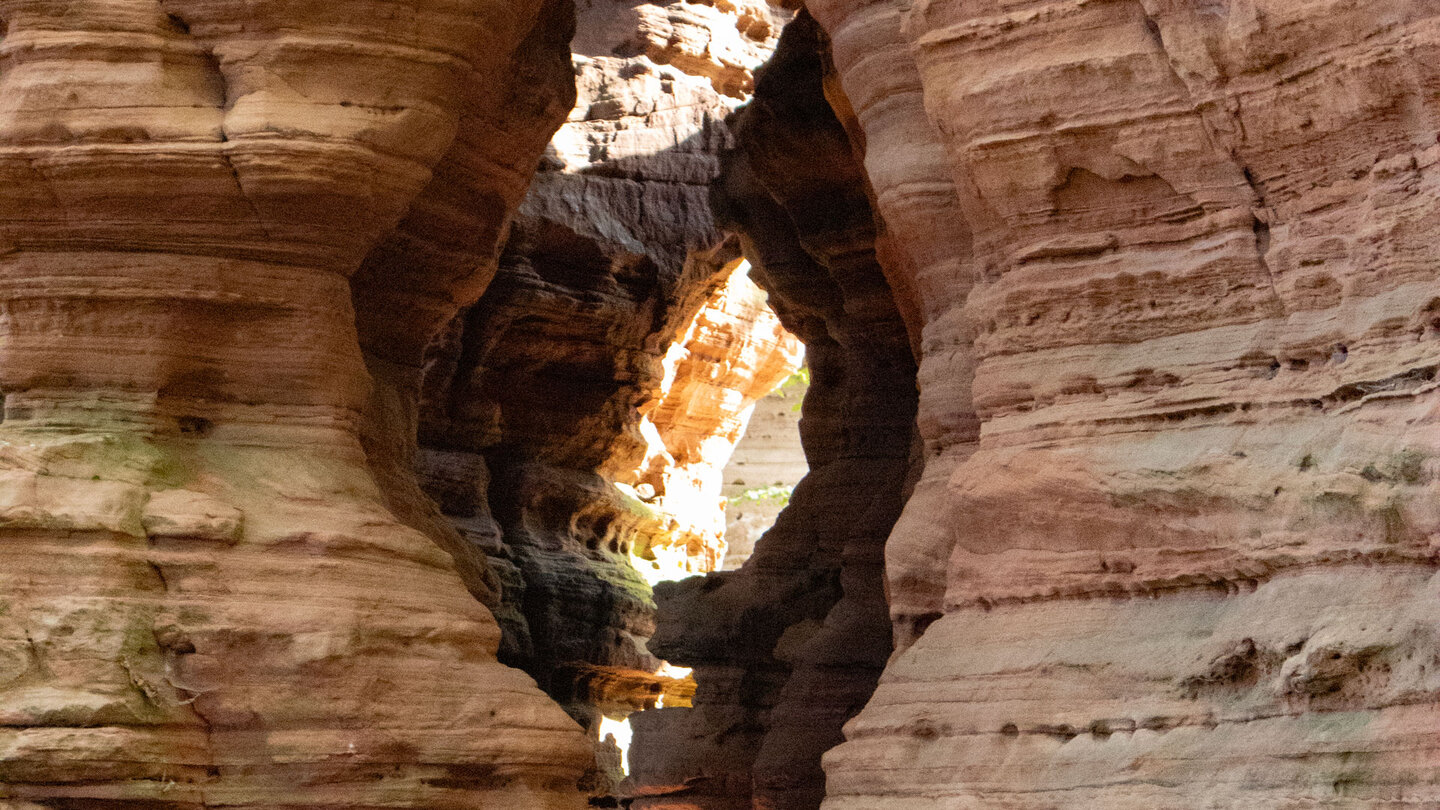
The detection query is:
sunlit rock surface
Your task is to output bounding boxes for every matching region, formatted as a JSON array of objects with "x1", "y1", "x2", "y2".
[
  {"x1": 0, "y1": 0, "x2": 593, "y2": 805},
  {"x1": 721, "y1": 375, "x2": 808, "y2": 570}
]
